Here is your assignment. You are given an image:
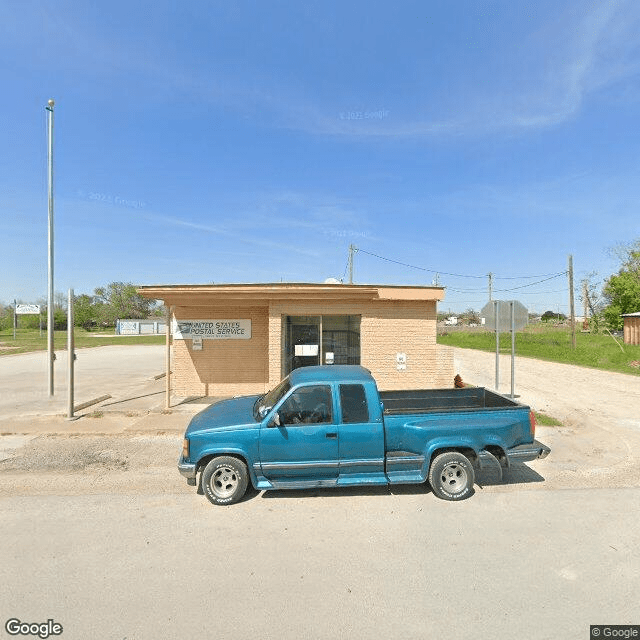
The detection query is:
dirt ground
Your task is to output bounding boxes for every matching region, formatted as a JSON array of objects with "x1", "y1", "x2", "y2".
[
  {"x1": 453, "y1": 347, "x2": 640, "y2": 490},
  {"x1": 1, "y1": 347, "x2": 639, "y2": 500}
]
